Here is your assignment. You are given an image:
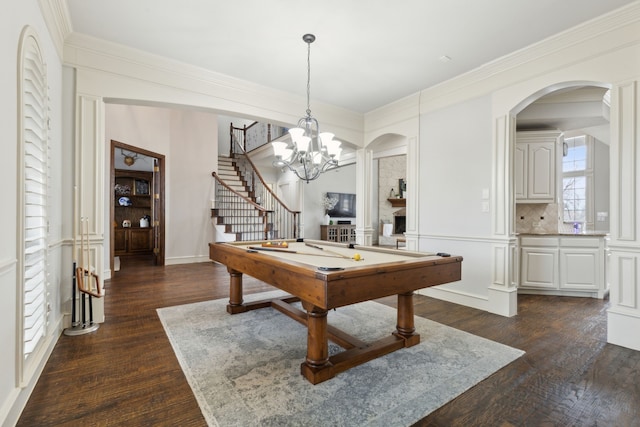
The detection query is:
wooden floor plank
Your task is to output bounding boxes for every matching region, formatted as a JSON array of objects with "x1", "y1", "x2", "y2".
[{"x1": 16, "y1": 259, "x2": 640, "y2": 426}]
